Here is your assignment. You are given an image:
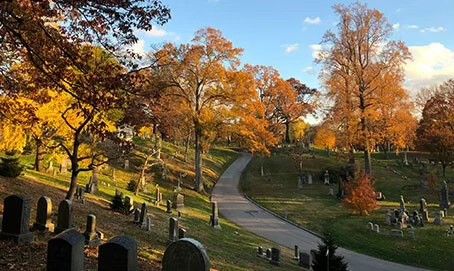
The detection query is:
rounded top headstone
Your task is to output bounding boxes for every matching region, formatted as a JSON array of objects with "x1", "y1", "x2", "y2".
[{"x1": 162, "y1": 238, "x2": 210, "y2": 271}]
